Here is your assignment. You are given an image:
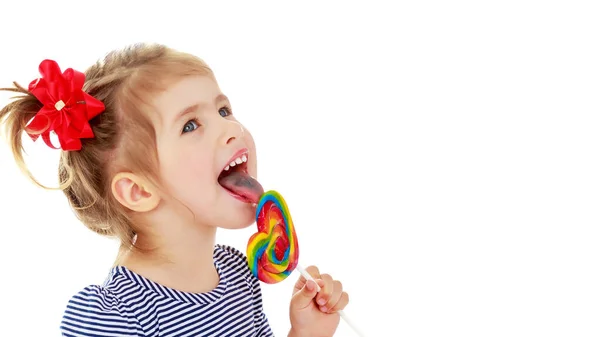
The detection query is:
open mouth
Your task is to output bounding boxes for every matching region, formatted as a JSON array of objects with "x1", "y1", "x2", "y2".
[
  {"x1": 217, "y1": 152, "x2": 263, "y2": 203},
  {"x1": 218, "y1": 153, "x2": 249, "y2": 195}
]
